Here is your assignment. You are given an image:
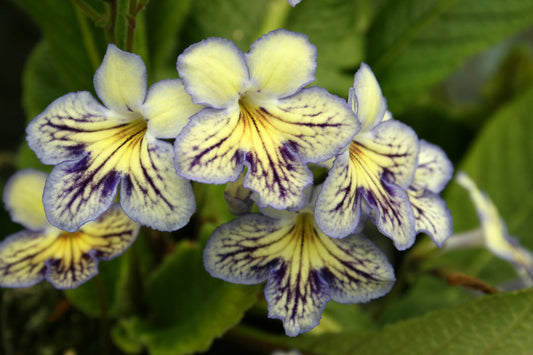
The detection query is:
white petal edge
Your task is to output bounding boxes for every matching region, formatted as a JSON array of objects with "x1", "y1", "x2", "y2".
[
  {"x1": 177, "y1": 37, "x2": 249, "y2": 109},
  {"x1": 94, "y1": 44, "x2": 147, "y2": 114},
  {"x1": 246, "y1": 29, "x2": 316, "y2": 99}
]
